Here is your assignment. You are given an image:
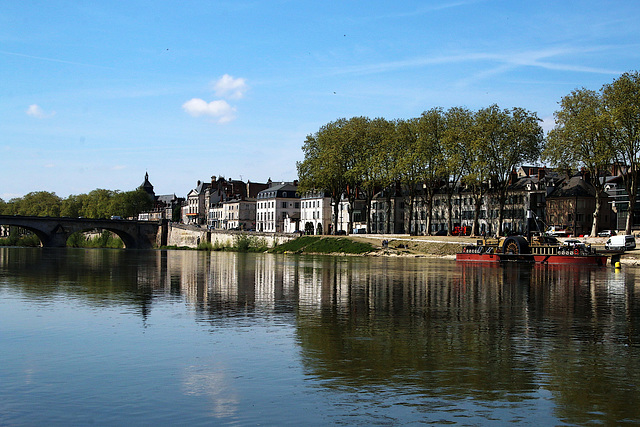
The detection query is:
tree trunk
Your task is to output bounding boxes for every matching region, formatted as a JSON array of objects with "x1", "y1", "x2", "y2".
[
  {"x1": 365, "y1": 194, "x2": 373, "y2": 234},
  {"x1": 626, "y1": 174, "x2": 638, "y2": 235},
  {"x1": 496, "y1": 193, "x2": 506, "y2": 237},
  {"x1": 385, "y1": 192, "x2": 392, "y2": 234},
  {"x1": 405, "y1": 193, "x2": 415, "y2": 234},
  {"x1": 425, "y1": 193, "x2": 433, "y2": 235},
  {"x1": 591, "y1": 191, "x2": 601, "y2": 237},
  {"x1": 332, "y1": 195, "x2": 340, "y2": 234},
  {"x1": 471, "y1": 196, "x2": 482, "y2": 237},
  {"x1": 446, "y1": 192, "x2": 453, "y2": 236}
]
